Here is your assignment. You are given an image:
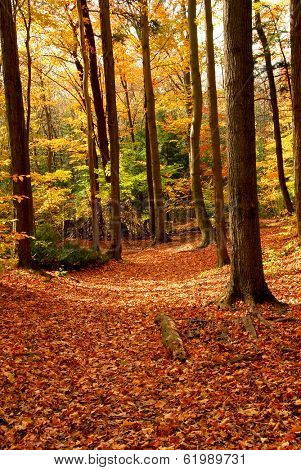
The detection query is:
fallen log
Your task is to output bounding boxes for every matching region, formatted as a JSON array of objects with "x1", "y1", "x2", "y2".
[{"x1": 155, "y1": 314, "x2": 187, "y2": 362}]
